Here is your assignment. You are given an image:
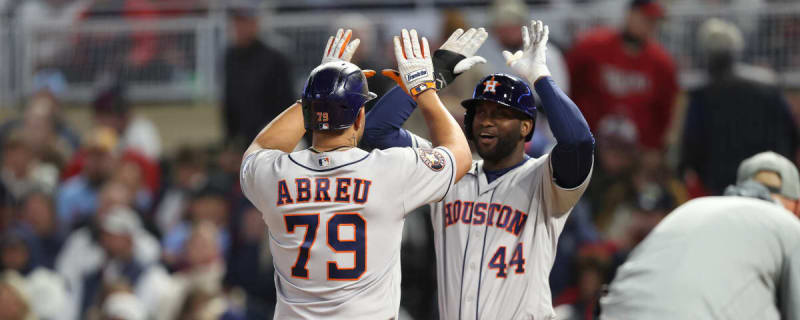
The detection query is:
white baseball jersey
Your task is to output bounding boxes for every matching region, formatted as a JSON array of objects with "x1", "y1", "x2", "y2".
[
  {"x1": 428, "y1": 148, "x2": 592, "y2": 319},
  {"x1": 600, "y1": 196, "x2": 800, "y2": 319},
  {"x1": 240, "y1": 146, "x2": 456, "y2": 319}
]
